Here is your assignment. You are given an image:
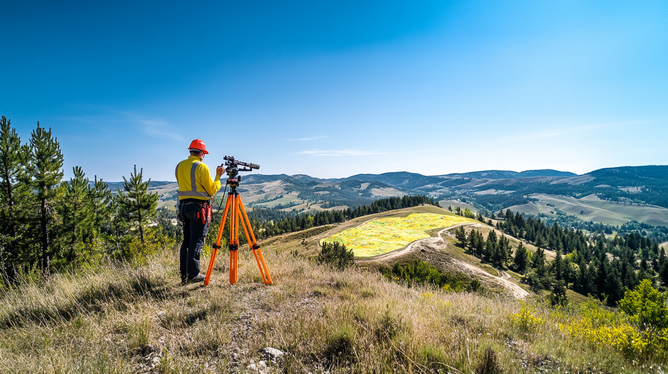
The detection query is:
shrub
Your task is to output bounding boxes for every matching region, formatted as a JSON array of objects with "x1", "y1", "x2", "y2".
[
  {"x1": 379, "y1": 259, "x2": 483, "y2": 293},
  {"x1": 318, "y1": 241, "x2": 354, "y2": 270},
  {"x1": 619, "y1": 279, "x2": 668, "y2": 331},
  {"x1": 323, "y1": 323, "x2": 356, "y2": 366},
  {"x1": 375, "y1": 304, "x2": 401, "y2": 342},
  {"x1": 559, "y1": 298, "x2": 668, "y2": 359},
  {"x1": 476, "y1": 348, "x2": 502, "y2": 374},
  {"x1": 510, "y1": 301, "x2": 544, "y2": 334},
  {"x1": 418, "y1": 344, "x2": 446, "y2": 370}
]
